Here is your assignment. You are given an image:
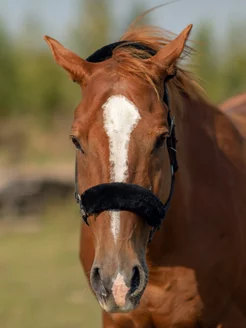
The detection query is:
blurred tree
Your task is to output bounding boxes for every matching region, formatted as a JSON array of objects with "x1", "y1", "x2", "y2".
[
  {"x1": 192, "y1": 22, "x2": 222, "y2": 101},
  {"x1": 192, "y1": 21, "x2": 246, "y2": 103},
  {"x1": 0, "y1": 21, "x2": 19, "y2": 116},
  {"x1": 71, "y1": 0, "x2": 149, "y2": 56},
  {"x1": 0, "y1": 5, "x2": 246, "y2": 122},
  {"x1": 0, "y1": 3, "x2": 245, "y2": 166},
  {"x1": 123, "y1": 2, "x2": 149, "y2": 30},
  {"x1": 221, "y1": 21, "x2": 246, "y2": 99},
  {"x1": 0, "y1": 0, "x2": 150, "y2": 121},
  {"x1": 72, "y1": 0, "x2": 113, "y2": 57}
]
